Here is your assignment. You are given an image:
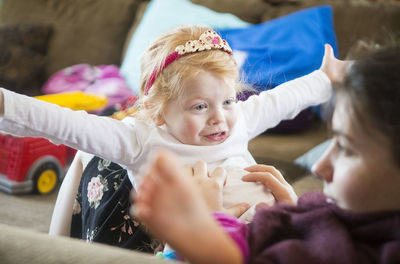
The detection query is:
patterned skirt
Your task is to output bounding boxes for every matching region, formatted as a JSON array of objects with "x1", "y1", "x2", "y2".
[{"x1": 70, "y1": 156, "x2": 158, "y2": 252}]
